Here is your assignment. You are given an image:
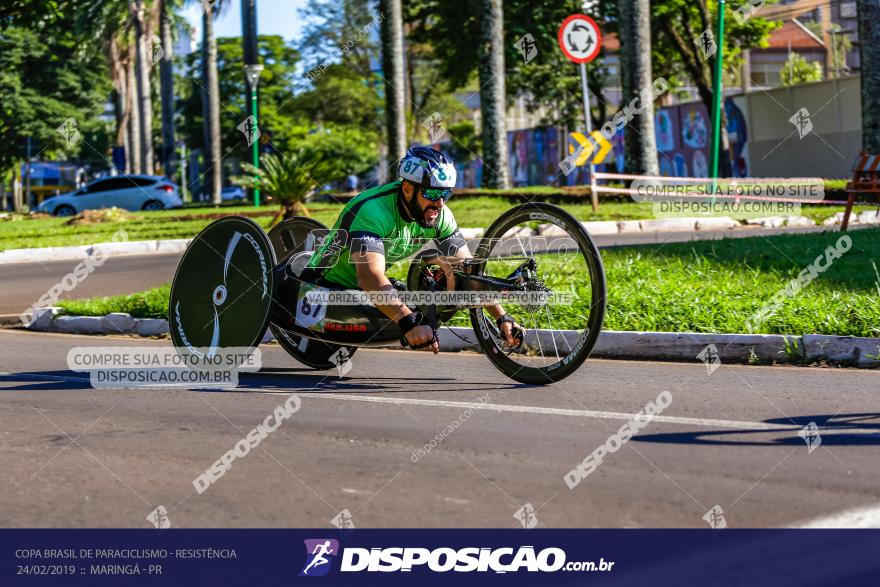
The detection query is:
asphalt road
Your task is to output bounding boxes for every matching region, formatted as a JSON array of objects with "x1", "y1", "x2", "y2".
[
  {"x1": 1, "y1": 329, "x2": 878, "y2": 528},
  {"x1": 0, "y1": 254, "x2": 177, "y2": 316},
  {"x1": 0, "y1": 224, "x2": 849, "y2": 317}
]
